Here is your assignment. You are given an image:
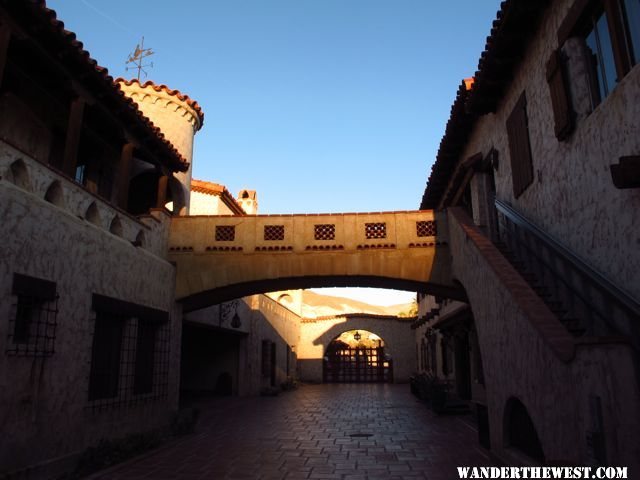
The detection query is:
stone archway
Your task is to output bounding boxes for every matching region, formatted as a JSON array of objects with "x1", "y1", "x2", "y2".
[
  {"x1": 298, "y1": 314, "x2": 415, "y2": 384},
  {"x1": 323, "y1": 330, "x2": 392, "y2": 383}
]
